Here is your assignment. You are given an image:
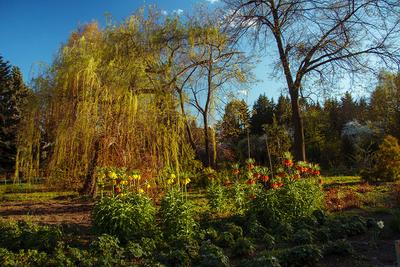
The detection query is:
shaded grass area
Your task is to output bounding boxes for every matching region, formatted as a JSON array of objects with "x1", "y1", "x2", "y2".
[{"x1": 0, "y1": 183, "x2": 77, "y2": 201}]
